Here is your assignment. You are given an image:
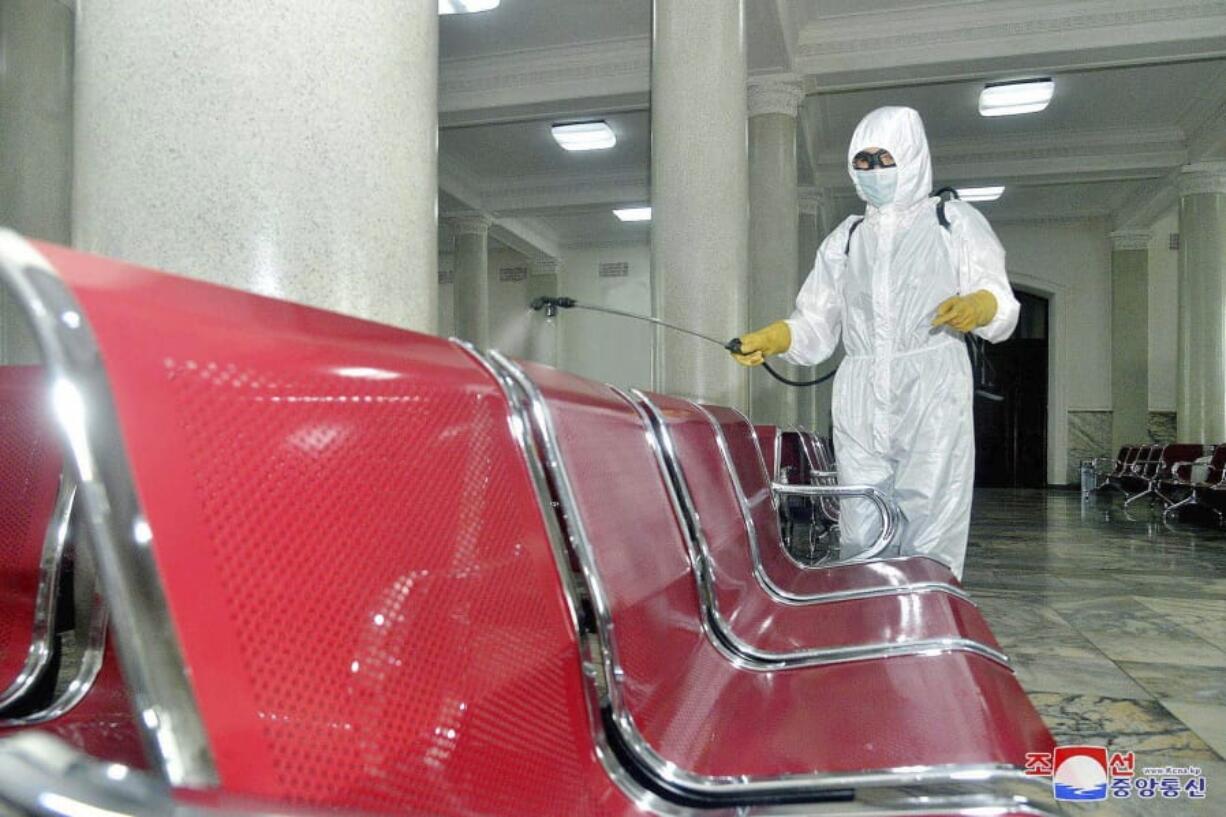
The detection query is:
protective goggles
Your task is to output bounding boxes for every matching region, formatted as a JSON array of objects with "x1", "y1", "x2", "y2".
[{"x1": 852, "y1": 149, "x2": 896, "y2": 171}]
